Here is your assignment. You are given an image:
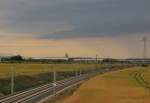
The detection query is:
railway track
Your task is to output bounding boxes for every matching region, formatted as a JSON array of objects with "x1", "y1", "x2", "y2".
[
  {"x1": 0, "y1": 71, "x2": 98, "y2": 103},
  {"x1": 0, "y1": 77, "x2": 74, "y2": 103},
  {"x1": 0, "y1": 66, "x2": 130, "y2": 103}
]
